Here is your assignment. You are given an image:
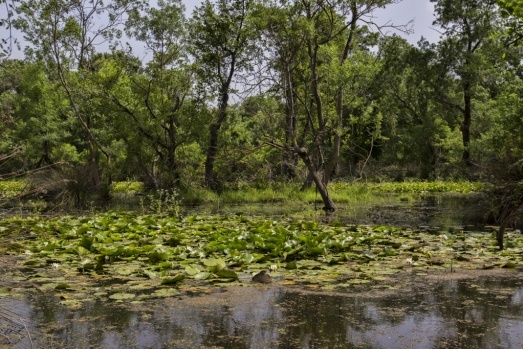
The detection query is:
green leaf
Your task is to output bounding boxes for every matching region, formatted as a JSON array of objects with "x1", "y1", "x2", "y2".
[
  {"x1": 203, "y1": 258, "x2": 226, "y2": 272},
  {"x1": 149, "y1": 251, "x2": 169, "y2": 263},
  {"x1": 241, "y1": 253, "x2": 255, "y2": 264},
  {"x1": 79, "y1": 236, "x2": 94, "y2": 251},
  {"x1": 285, "y1": 261, "x2": 297, "y2": 269},
  {"x1": 216, "y1": 269, "x2": 238, "y2": 279},
  {"x1": 77, "y1": 246, "x2": 90, "y2": 256},
  {"x1": 193, "y1": 272, "x2": 211, "y2": 280},
  {"x1": 161, "y1": 274, "x2": 185, "y2": 285},
  {"x1": 143, "y1": 270, "x2": 158, "y2": 279},
  {"x1": 54, "y1": 284, "x2": 71, "y2": 290},
  {"x1": 185, "y1": 265, "x2": 203, "y2": 276},
  {"x1": 109, "y1": 293, "x2": 136, "y2": 300}
]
